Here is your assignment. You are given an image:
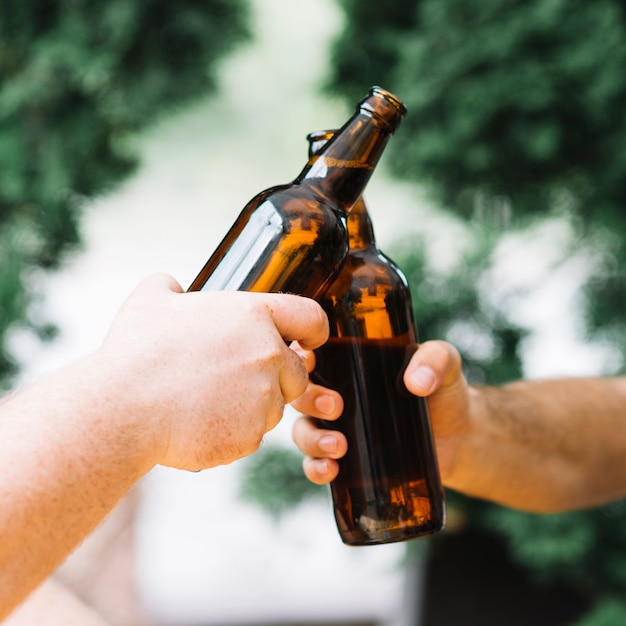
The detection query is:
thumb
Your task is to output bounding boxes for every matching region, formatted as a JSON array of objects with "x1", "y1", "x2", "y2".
[
  {"x1": 260, "y1": 294, "x2": 329, "y2": 350},
  {"x1": 404, "y1": 340, "x2": 463, "y2": 396}
]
